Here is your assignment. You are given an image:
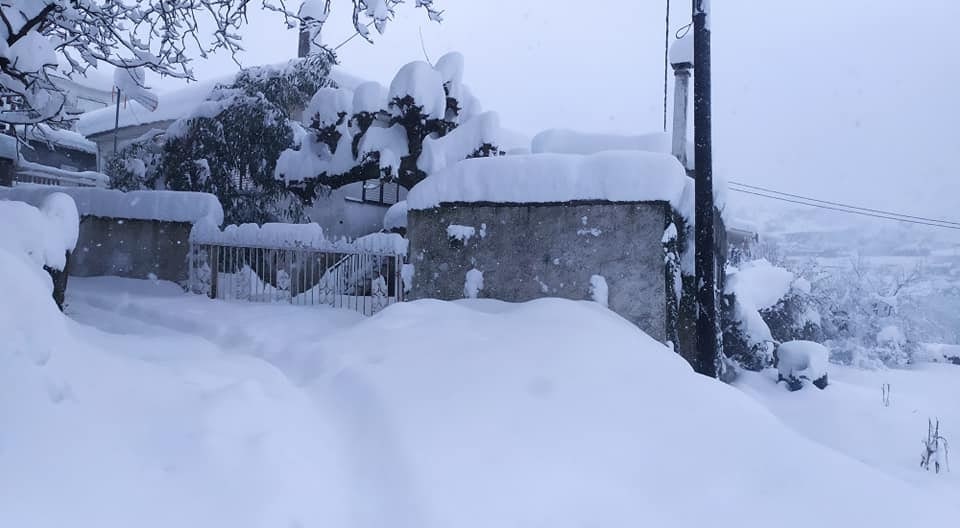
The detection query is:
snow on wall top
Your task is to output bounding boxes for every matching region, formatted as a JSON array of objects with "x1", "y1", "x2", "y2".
[
  {"x1": 191, "y1": 221, "x2": 408, "y2": 255},
  {"x1": 531, "y1": 129, "x2": 671, "y2": 156},
  {"x1": 407, "y1": 151, "x2": 693, "y2": 219},
  {"x1": 0, "y1": 184, "x2": 223, "y2": 225}
]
